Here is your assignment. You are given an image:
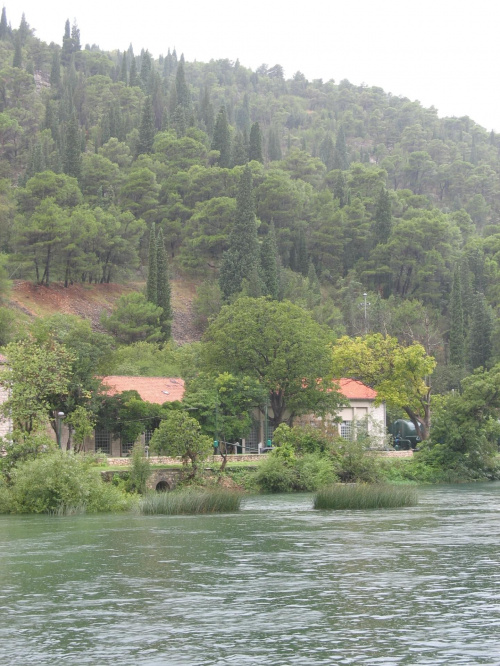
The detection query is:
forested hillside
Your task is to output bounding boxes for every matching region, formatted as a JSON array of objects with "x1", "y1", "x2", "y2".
[{"x1": 1, "y1": 9, "x2": 499, "y2": 390}]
